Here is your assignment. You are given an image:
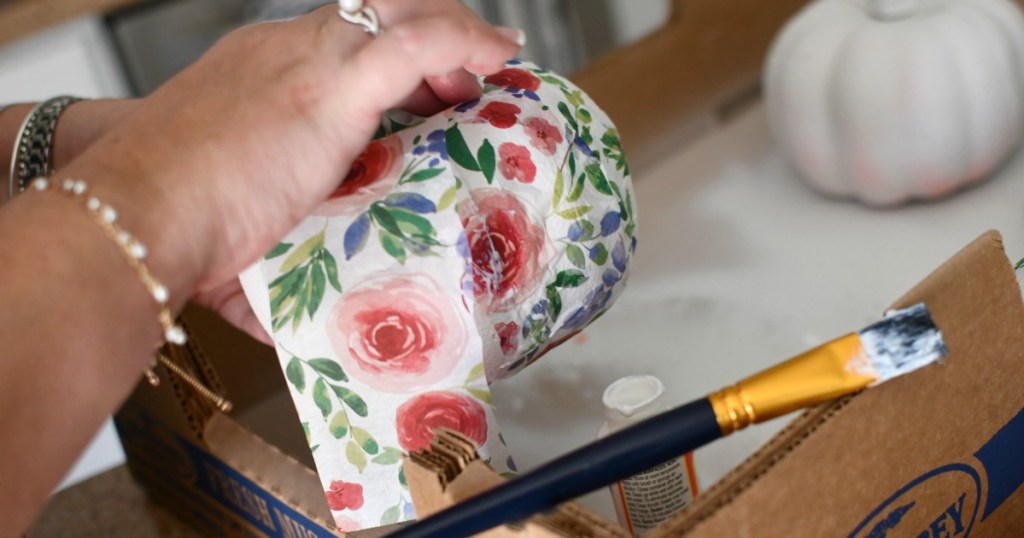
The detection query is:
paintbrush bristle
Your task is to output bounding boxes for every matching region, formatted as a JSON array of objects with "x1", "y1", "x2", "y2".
[{"x1": 856, "y1": 303, "x2": 948, "y2": 385}]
